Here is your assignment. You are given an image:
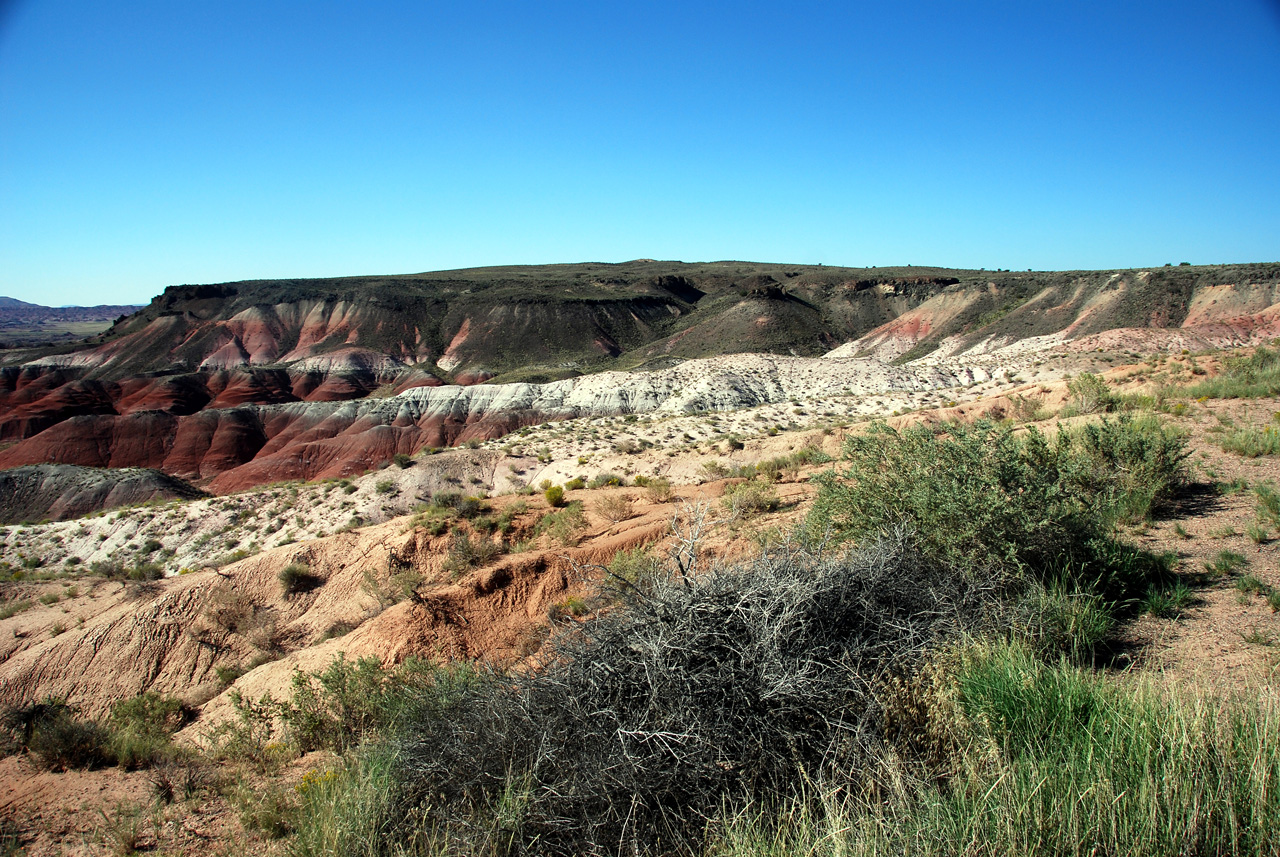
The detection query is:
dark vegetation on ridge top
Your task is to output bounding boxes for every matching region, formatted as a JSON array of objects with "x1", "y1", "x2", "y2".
[{"x1": 21, "y1": 260, "x2": 1277, "y2": 383}]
